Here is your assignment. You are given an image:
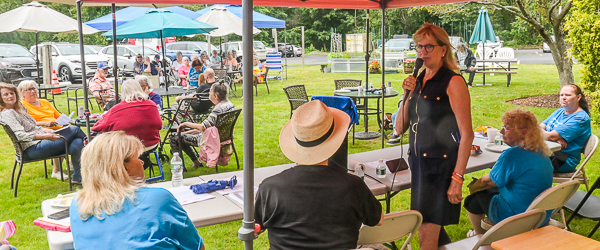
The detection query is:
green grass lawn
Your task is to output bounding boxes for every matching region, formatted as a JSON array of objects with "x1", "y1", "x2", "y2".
[{"x1": 1, "y1": 63, "x2": 599, "y2": 249}]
